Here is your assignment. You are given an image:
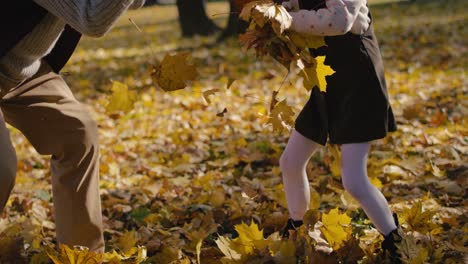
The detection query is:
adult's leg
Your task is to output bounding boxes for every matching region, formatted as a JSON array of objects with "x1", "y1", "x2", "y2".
[
  {"x1": 0, "y1": 110, "x2": 17, "y2": 212},
  {"x1": 0, "y1": 66, "x2": 104, "y2": 251},
  {"x1": 280, "y1": 130, "x2": 320, "y2": 220},
  {"x1": 341, "y1": 142, "x2": 396, "y2": 235}
]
